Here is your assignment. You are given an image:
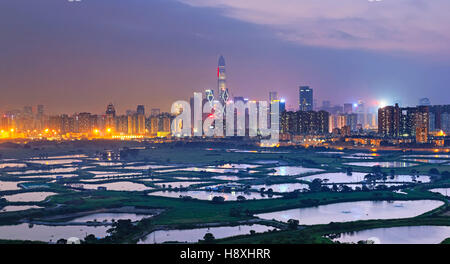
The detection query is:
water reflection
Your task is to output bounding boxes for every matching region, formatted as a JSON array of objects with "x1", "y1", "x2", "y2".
[
  {"x1": 2, "y1": 192, "x2": 57, "y2": 202},
  {"x1": 334, "y1": 226, "x2": 450, "y2": 244},
  {"x1": 140, "y1": 224, "x2": 276, "y2": 244},
  {"x1": 149, "y1": 190, "x2": 280, "y2": 201},
  {"x1": 81, "y1": 182, "x2": 153, "y2": 191},
  {"x1": 68, "y1": 213, "x2": 152, "y2": 223},
  {"x1": 251, "y1": 183, "x2": 309, "y2": 193},
  {"x1": 0, "y1": 223, "x2": 108, "y2": 242},
  {"x1": 270, "y1": 166, "x2": 324, "y2": 176},
  {"x1": 429, "y1": 188, "x2": 450, "y2": 197},
  {"x1": 256, "y1": 200, "x2": 444, "y2": 225},
  {"x1": 300, "y1": 172, "x2": 430, "y2": 184},
  {"x1": 344, "y1": 162, "x2": 417, "y2": 168},
  {"x1": 0, "y1": 205, "x2": 42, "y2": 213}
]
